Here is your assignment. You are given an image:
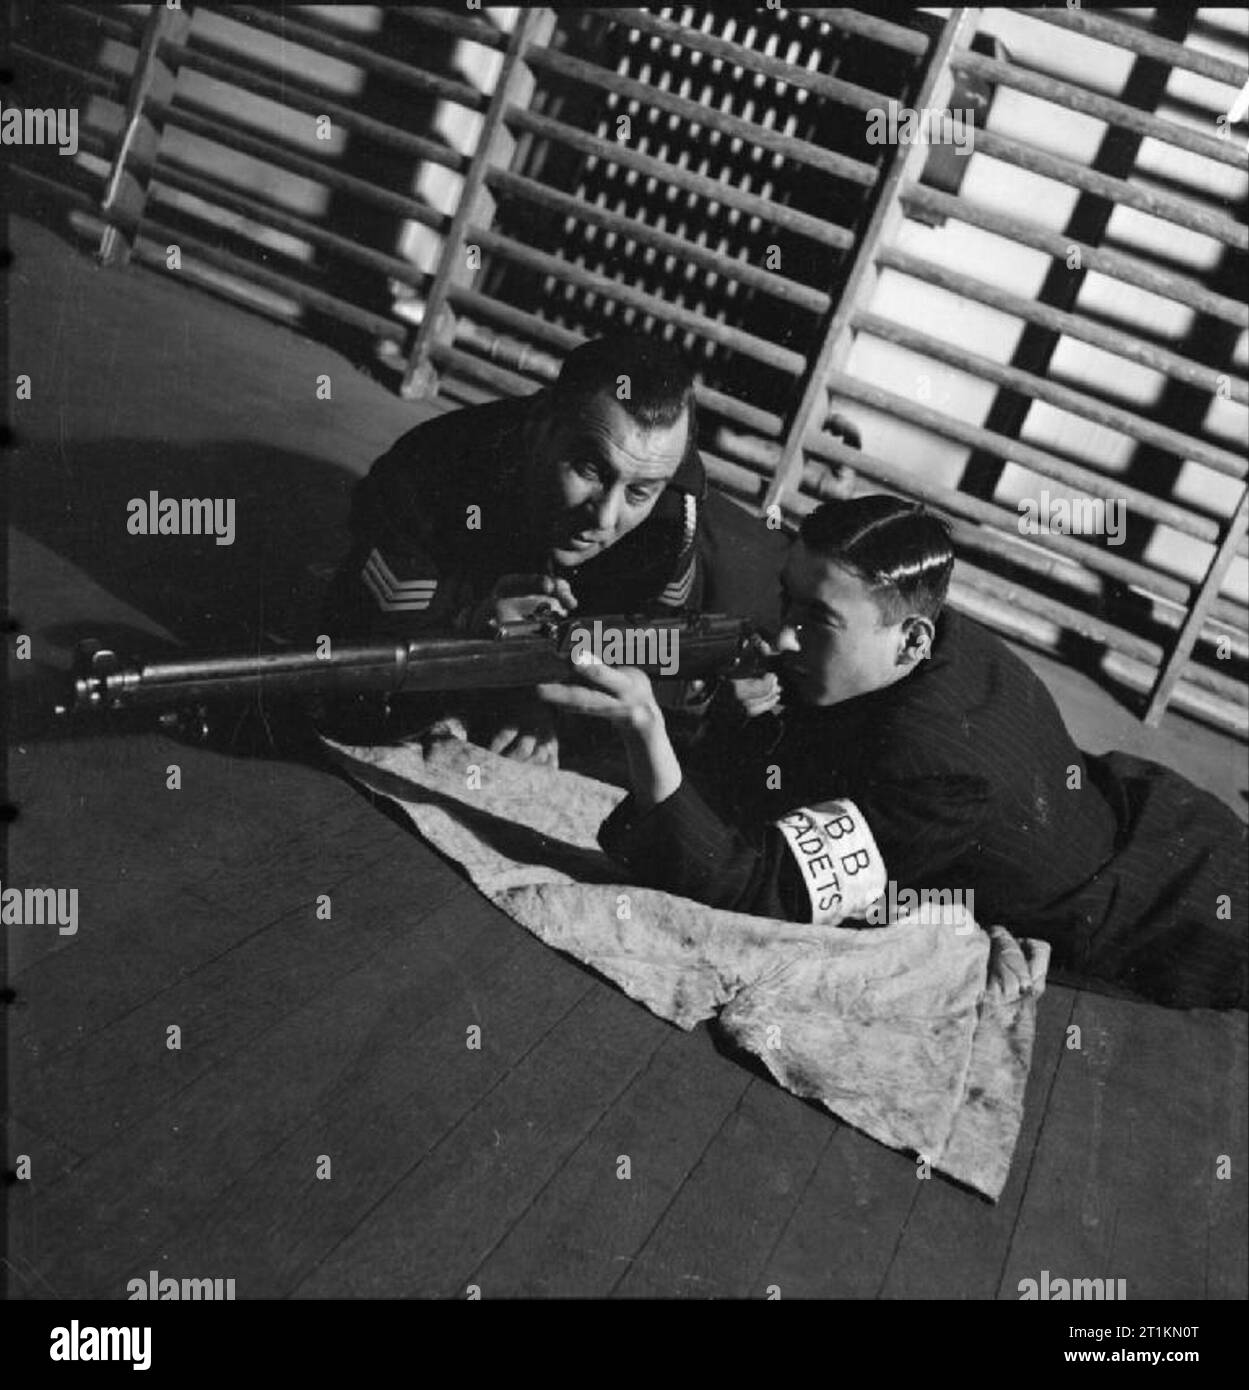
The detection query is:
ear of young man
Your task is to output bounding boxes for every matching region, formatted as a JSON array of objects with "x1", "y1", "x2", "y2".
[{"x1": 898, "y1": 616, "x2": 935, "y2": 668}]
